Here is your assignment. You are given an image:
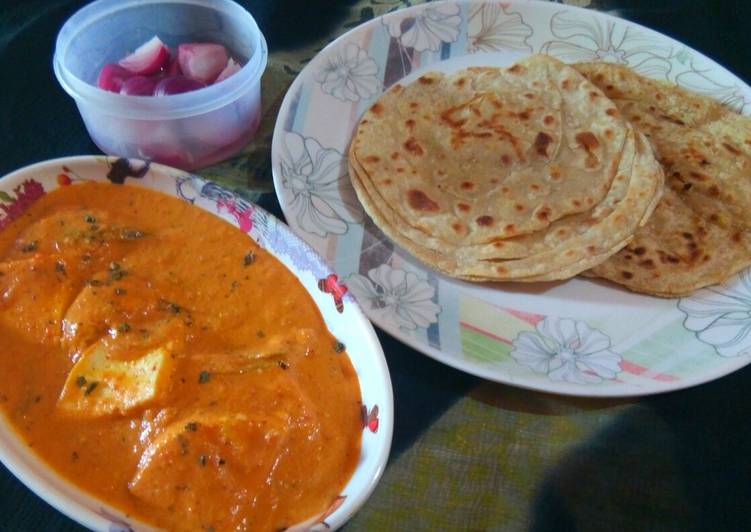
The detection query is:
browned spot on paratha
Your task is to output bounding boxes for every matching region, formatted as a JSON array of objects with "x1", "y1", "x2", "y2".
[
  {"x1": 723, "y1": 142, "x2": 741, "y2": 155},
  {"x1": 533, "y1": 132, "x2": 553, "y2": 157},
  {"x1": 406, "y1": 189, "x2": 439, "y2": 212},
  {"x1": 404, "y1": 138, "x2": 424, "y2": 156}
]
